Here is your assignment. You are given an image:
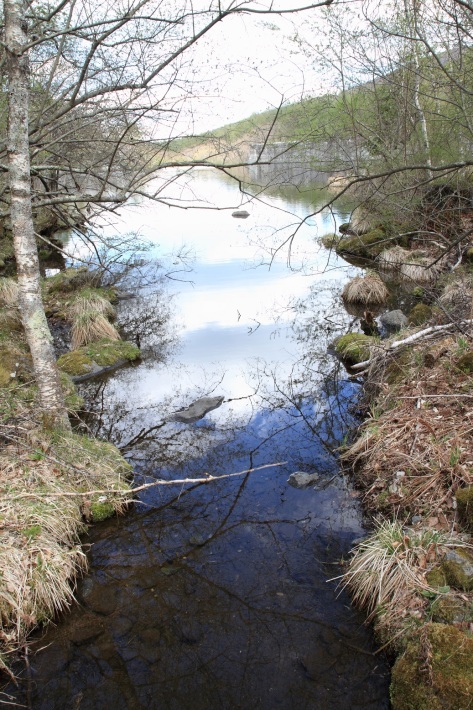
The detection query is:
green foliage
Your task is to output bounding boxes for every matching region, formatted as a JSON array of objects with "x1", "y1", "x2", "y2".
[{"x1": 21, "y1": 525, "x2": 42, "y2": 541}]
